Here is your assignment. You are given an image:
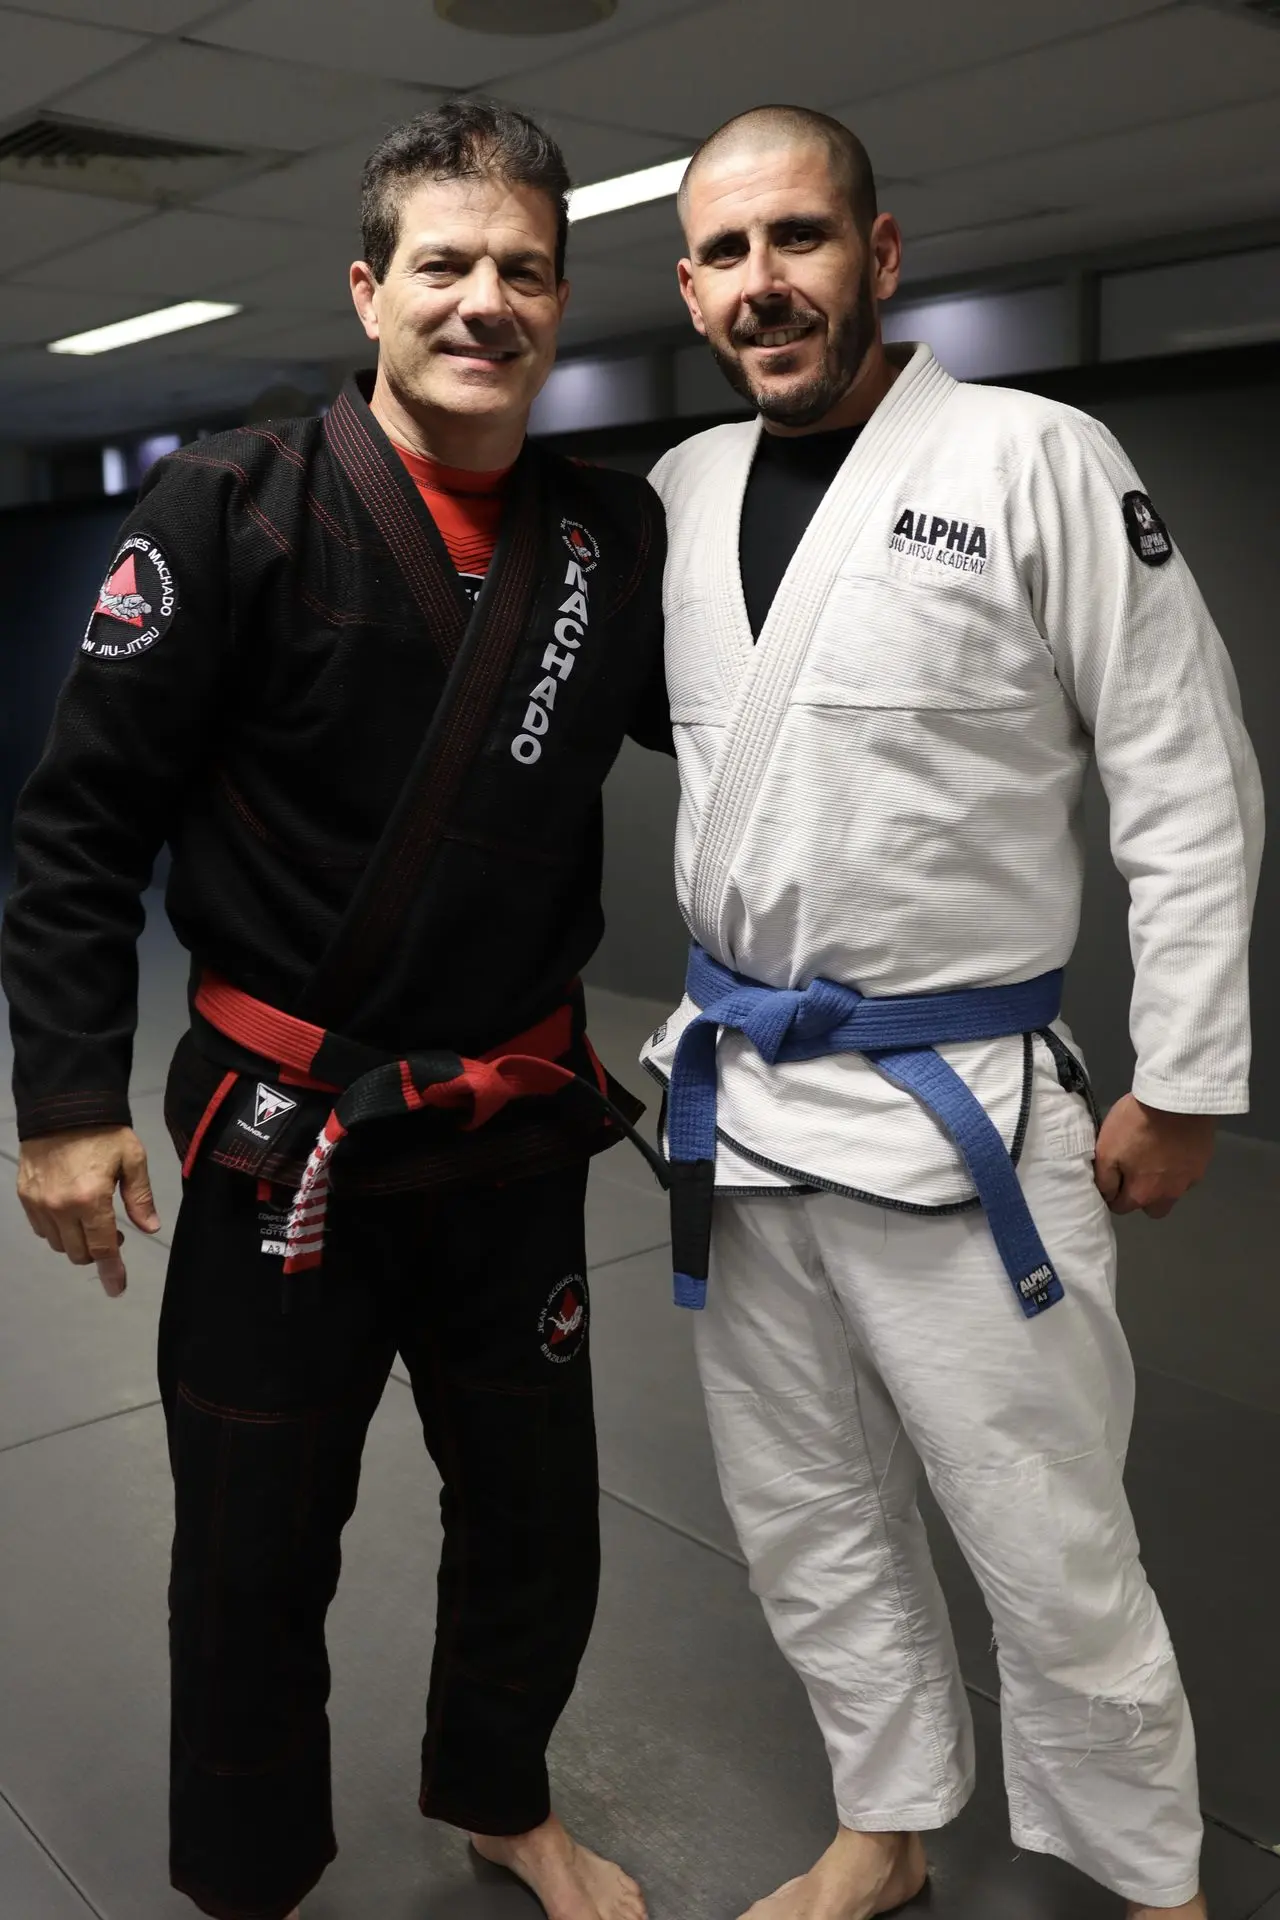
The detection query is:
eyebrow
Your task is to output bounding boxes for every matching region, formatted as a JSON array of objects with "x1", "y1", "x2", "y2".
[
  {"x1": 409, "y1": 241, "x2": 552, "y2": 271},
  {"x1": 694, "y1": 211, "x2": 840, "y2": 263}
]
